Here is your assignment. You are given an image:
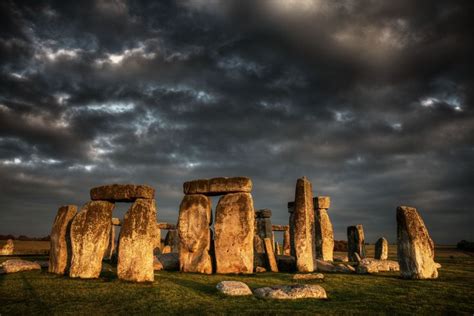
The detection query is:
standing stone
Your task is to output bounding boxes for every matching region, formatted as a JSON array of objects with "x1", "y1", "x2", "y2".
[
  {"x1": 164, "y1": 230, "x2": 180, "y2": 253},
  {"x1": 118, "y1": 199, "x2": 156, "y2": 282},
  {"x1": 264, "y1": 237, "x2": 279, "y2": 272},
  {"x1": 283, "y1": 228, "x2": 291, "y2": 256},
  {"x1": 375, "y1": 237, "x2": 388, "y2": 260},
  {"x1": 104, "y1": 225, "x2": 116, "y2": 260},
  {"x1": 288, "y1": 202, "x2": 296, "y2": 256},
  {"x1": 0, "y1": 239, "x2": 14, "y2": 256},
  {"x1": 255, "y1": 209, "x2": 272, "y2": 253},
  {"x1": 397, "y1": 206, "x2": 439, "y2": 279},
  {"x1": 70, "y1": 201, "x2": 114, "y2": 278},
  {"x1": 347, "y1": 225, "x2": 366, "y2": 262},
  {"x1": 49, "y1": 205, "x2": 77, "y2": 274},
  {"x1": 275, "y1": 241, "x2": 281, "y2": 255},
  {"x1": 314, "y1": 196, "x2": 334, "y2": 262},
  {"x1": 178, "y1": 194, "x2": 213, "y2": 274},
  {"x1": 214, "y1": 193, "x2": 254, "y2": 274},
  {"x1": 293, "y1": 177, "x2": 315, "y2": 272}
]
